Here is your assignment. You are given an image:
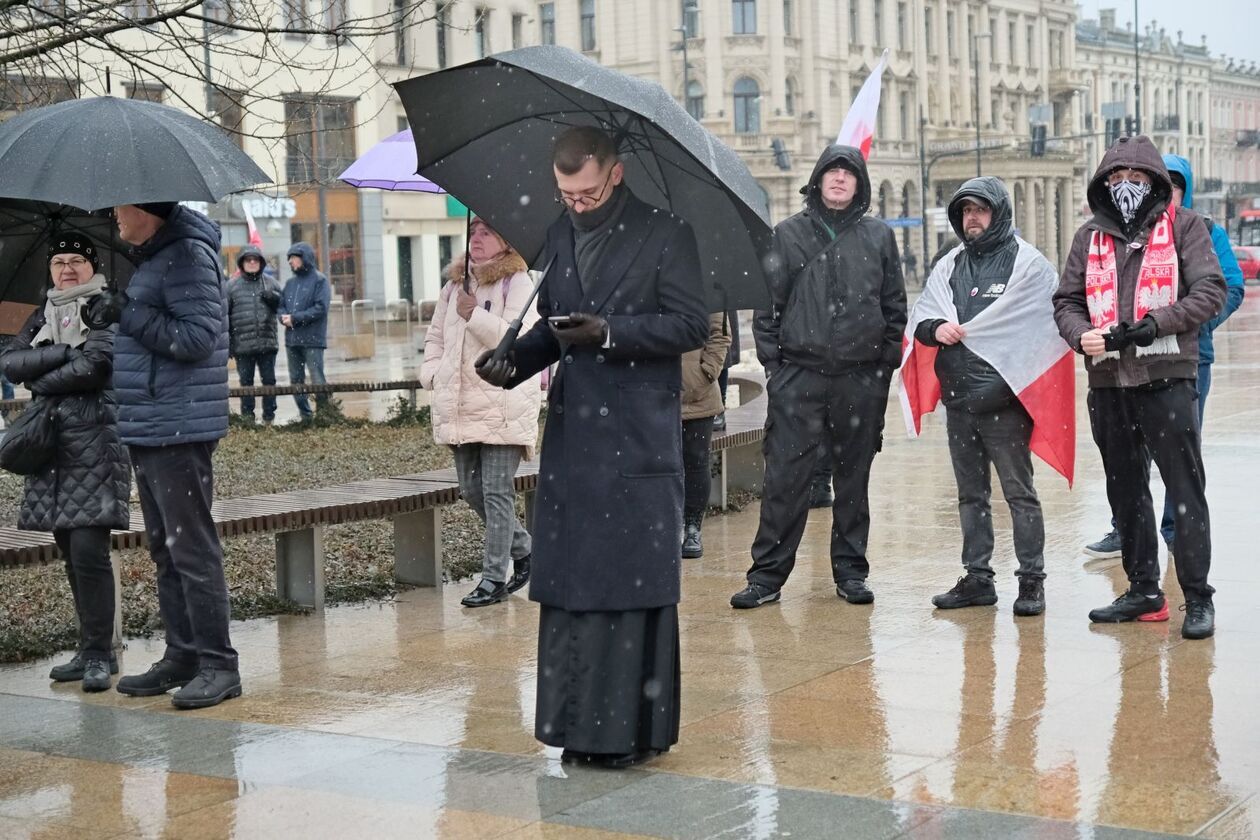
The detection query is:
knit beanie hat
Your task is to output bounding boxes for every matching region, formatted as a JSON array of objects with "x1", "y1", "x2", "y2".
[
  {"x1": 47, "y1": 233, "x2": 100, "y2": 270},
  {"x1": 135, "y1": 201, "x2": 177, "y2": 220}
]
